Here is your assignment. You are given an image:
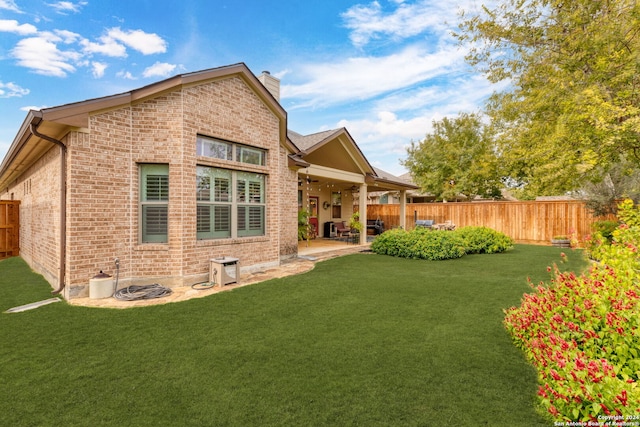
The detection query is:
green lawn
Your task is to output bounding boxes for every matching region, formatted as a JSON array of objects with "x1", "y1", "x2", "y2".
[{"x1": 0, "y1": 245, "x2": 586, "y2": 426}]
